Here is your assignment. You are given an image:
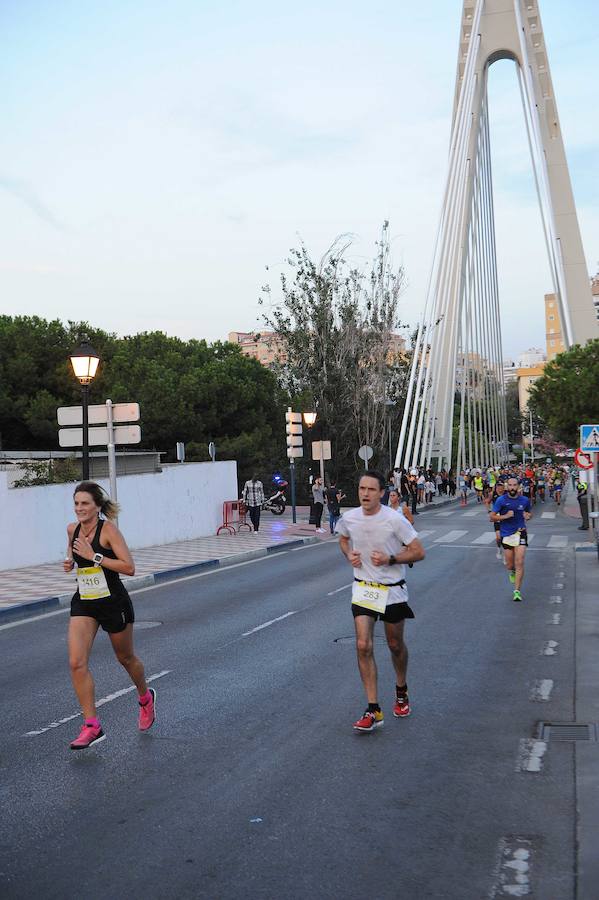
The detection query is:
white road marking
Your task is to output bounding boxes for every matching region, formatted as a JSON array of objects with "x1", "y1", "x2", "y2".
[
  {"x1": 462, "y1": 510, "x2": 480, "y2": 517},
  {"x1": 542, "y1": 640, "x2": 559, "y2": 656},
  {"x1": 554, "y1": 582, "x2": 564, "y2": 590},
  {"x1": 489, "y1": 837, "x2": 533, "y2": 898},
  {"x1": 530, "y1": 679, "x2": 554, "y2": 702},
  {"x1": 327, "y1": 584, "x2": 352, "y2": 596},
  {"x1": 434, "y1": 511, "x2": 453, "y2": 517},
  {"x1": 516, "y1": 738, "x2": 547, "y2": 773},
  {"x1": 541, "y1": 512, "x2": 556, "y2": 519},
  {"x1": 472, "y1": 531, "x2": 496, "y2": 544},
  {"x1": 415, "y1": 530, "x2": 434, "y2": 540},
  {"x1": 526, "y1": 533, "x2": 535, "y2": 544},
  {"x1": 434, "y1": 530, "x2": 468, "y2": 543},
  {"x1": 548, "y1": 535, "x2": 568, "y2": 548},
  {"x1": 550, "y1": 613, "x2": 561, "y2": 625},
  {"x1": 1, "y1": 542, "x2": 326, "y2": 631},
  {"x1": 24, "y1": 670, "x2": 172, "y2": 737},
  {"x1": 557, "y1": 571, "x2": 565, "y2": 578},
  {"x1": 242, "y1": 611, "x2": 297, "y2": 637},
  {"x1": 549, "y1": 596, "x2": 562, "y2": 604}
]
